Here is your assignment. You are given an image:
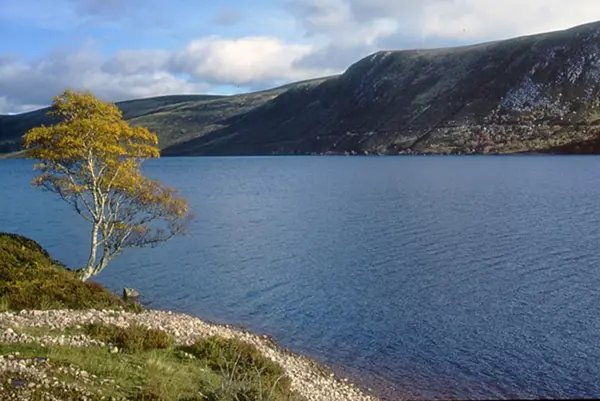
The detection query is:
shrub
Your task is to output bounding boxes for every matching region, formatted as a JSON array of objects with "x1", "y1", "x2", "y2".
[
  {"x1": 0, "y1": 233, "x2": 125, "y2": 311},
  {"x1": 185, "y1": 337, "x2": 296, "y2": 401},
  {"x1": 84, "y1": 323, "x2": 173, "y2": 353},
  {"x1": 0, "y1": 232, "x2": 64, "y2": 276}
]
